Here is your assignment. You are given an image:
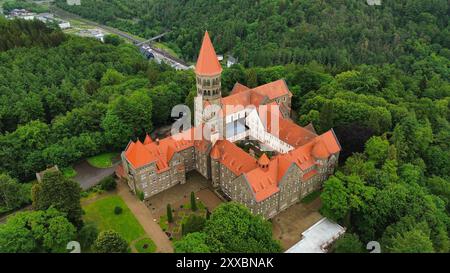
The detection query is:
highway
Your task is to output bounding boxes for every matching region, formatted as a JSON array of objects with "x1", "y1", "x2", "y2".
[{"x1": 49, "y1": 6, "x2": 190, "y2": 69}]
